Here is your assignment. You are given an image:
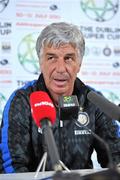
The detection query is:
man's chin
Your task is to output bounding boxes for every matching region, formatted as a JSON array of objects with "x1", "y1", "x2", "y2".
[{"x1": 51, "y1": 87, "x2": 68, "y2": 96}]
